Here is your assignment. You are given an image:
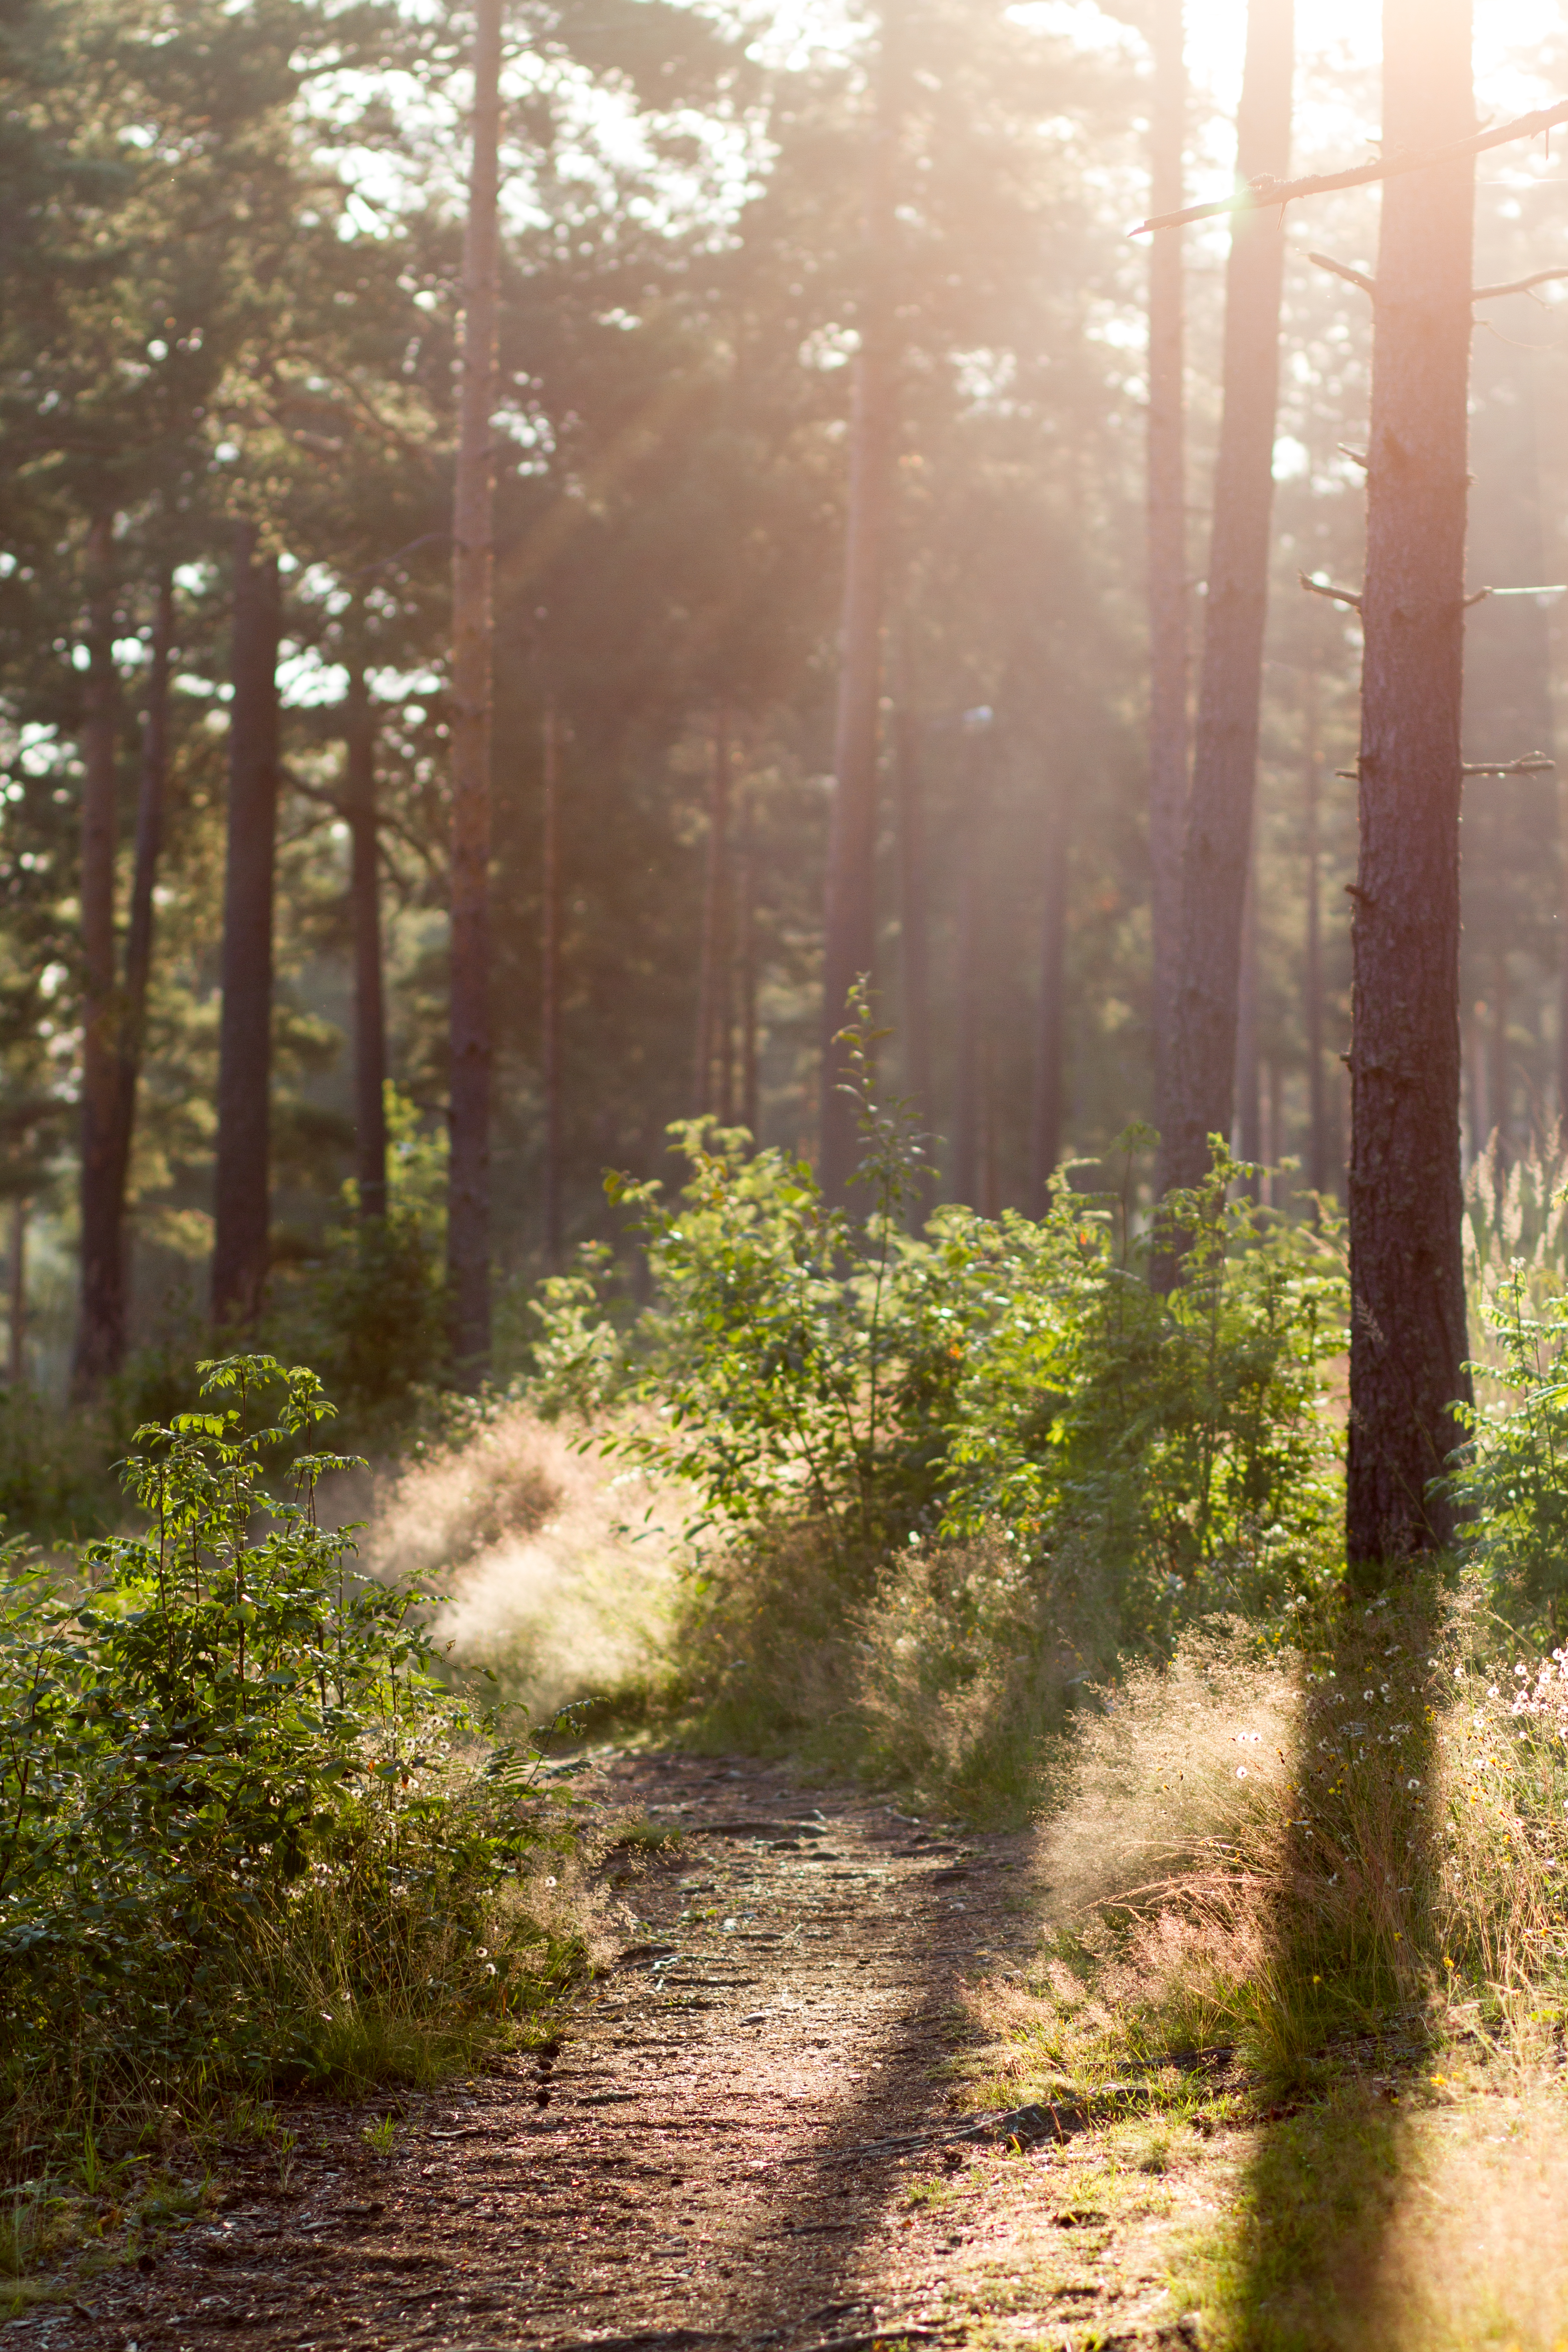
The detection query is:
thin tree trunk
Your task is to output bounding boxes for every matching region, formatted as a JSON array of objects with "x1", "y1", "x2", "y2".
[
  {"x1": 1304, "y1": 666, "x2": 1328, "y2": 1196},
  {"x1": 1558, "y1": 766, "x2": 1568, "y2": 1122},
  {"x1": 1234, "y1": 850, "x2": 1262, "y2": 1178},
  {"x1": 447, "y1": 0, "x2": 502, "y2": 1377},
  {"x1": 1346, "y1": 0, "x2": 1475, "y2": 1570},
  {"x1": 693, "y1": 707, "x2": 730, "y2": 1118},
  {"x1": 9, "y1": 1198, "x2": 25, "y2": 1387},
  {"x1": 1029, "y1": 764, "x2": 1069, "y2": 1213},
  {"x1": 344, "y1": 657, "x2": 387, "y2": 1223},
  {"x1": 1147, "y1": 0, "x2": 1188, "y2": 1134},
  {"x1": 739, "y1": 778, "x2": 760, "y2": 1139},
  {"x1": 212, "y1": 521, "x2": 282, "y2": 1327},
  {"x1": 893, "y1": 707, "x2": 932, "y2": 1127},
  {"x1": 72, "y1": 512, "x2": 121, "y2": 1396},
  {"x1": 1488, "y1": 950, "x2": 1509, "y2": 1164},
  {"x1": 105, "y1": 564, "x2": 174, "y2": 1340},
  {"x1": 1155, "y1": 0, "x2": 1293, "y2": 1239},
  {"x1": 951, "y1": 720, "x2": 991, "y2": 1209},
  {"x1": 818, "y1": 12, "x2": 902, "y2": 1205},
  {"x1": 541, "y1": 698, "x2": 563, "y2": 1269}
]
